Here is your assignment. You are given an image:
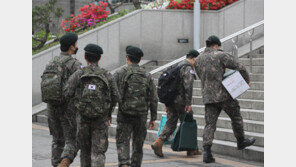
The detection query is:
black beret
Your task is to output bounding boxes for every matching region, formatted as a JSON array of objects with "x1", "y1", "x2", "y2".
[
  {"x1": 126, "y1": 46, "x2": 143, "y2": 58},
  {"x1": 187, "y1": 49, "x2": 199, "y2": 57},
  {"x1": 84, "y1": 44, "x2": 103, "y2": 55},
  {"x1": 206, "y1": 35, "x2": 221, "y2": 46},
  {"x1": 60, "y1": 32, "x2": 78, "y2": 47}
]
